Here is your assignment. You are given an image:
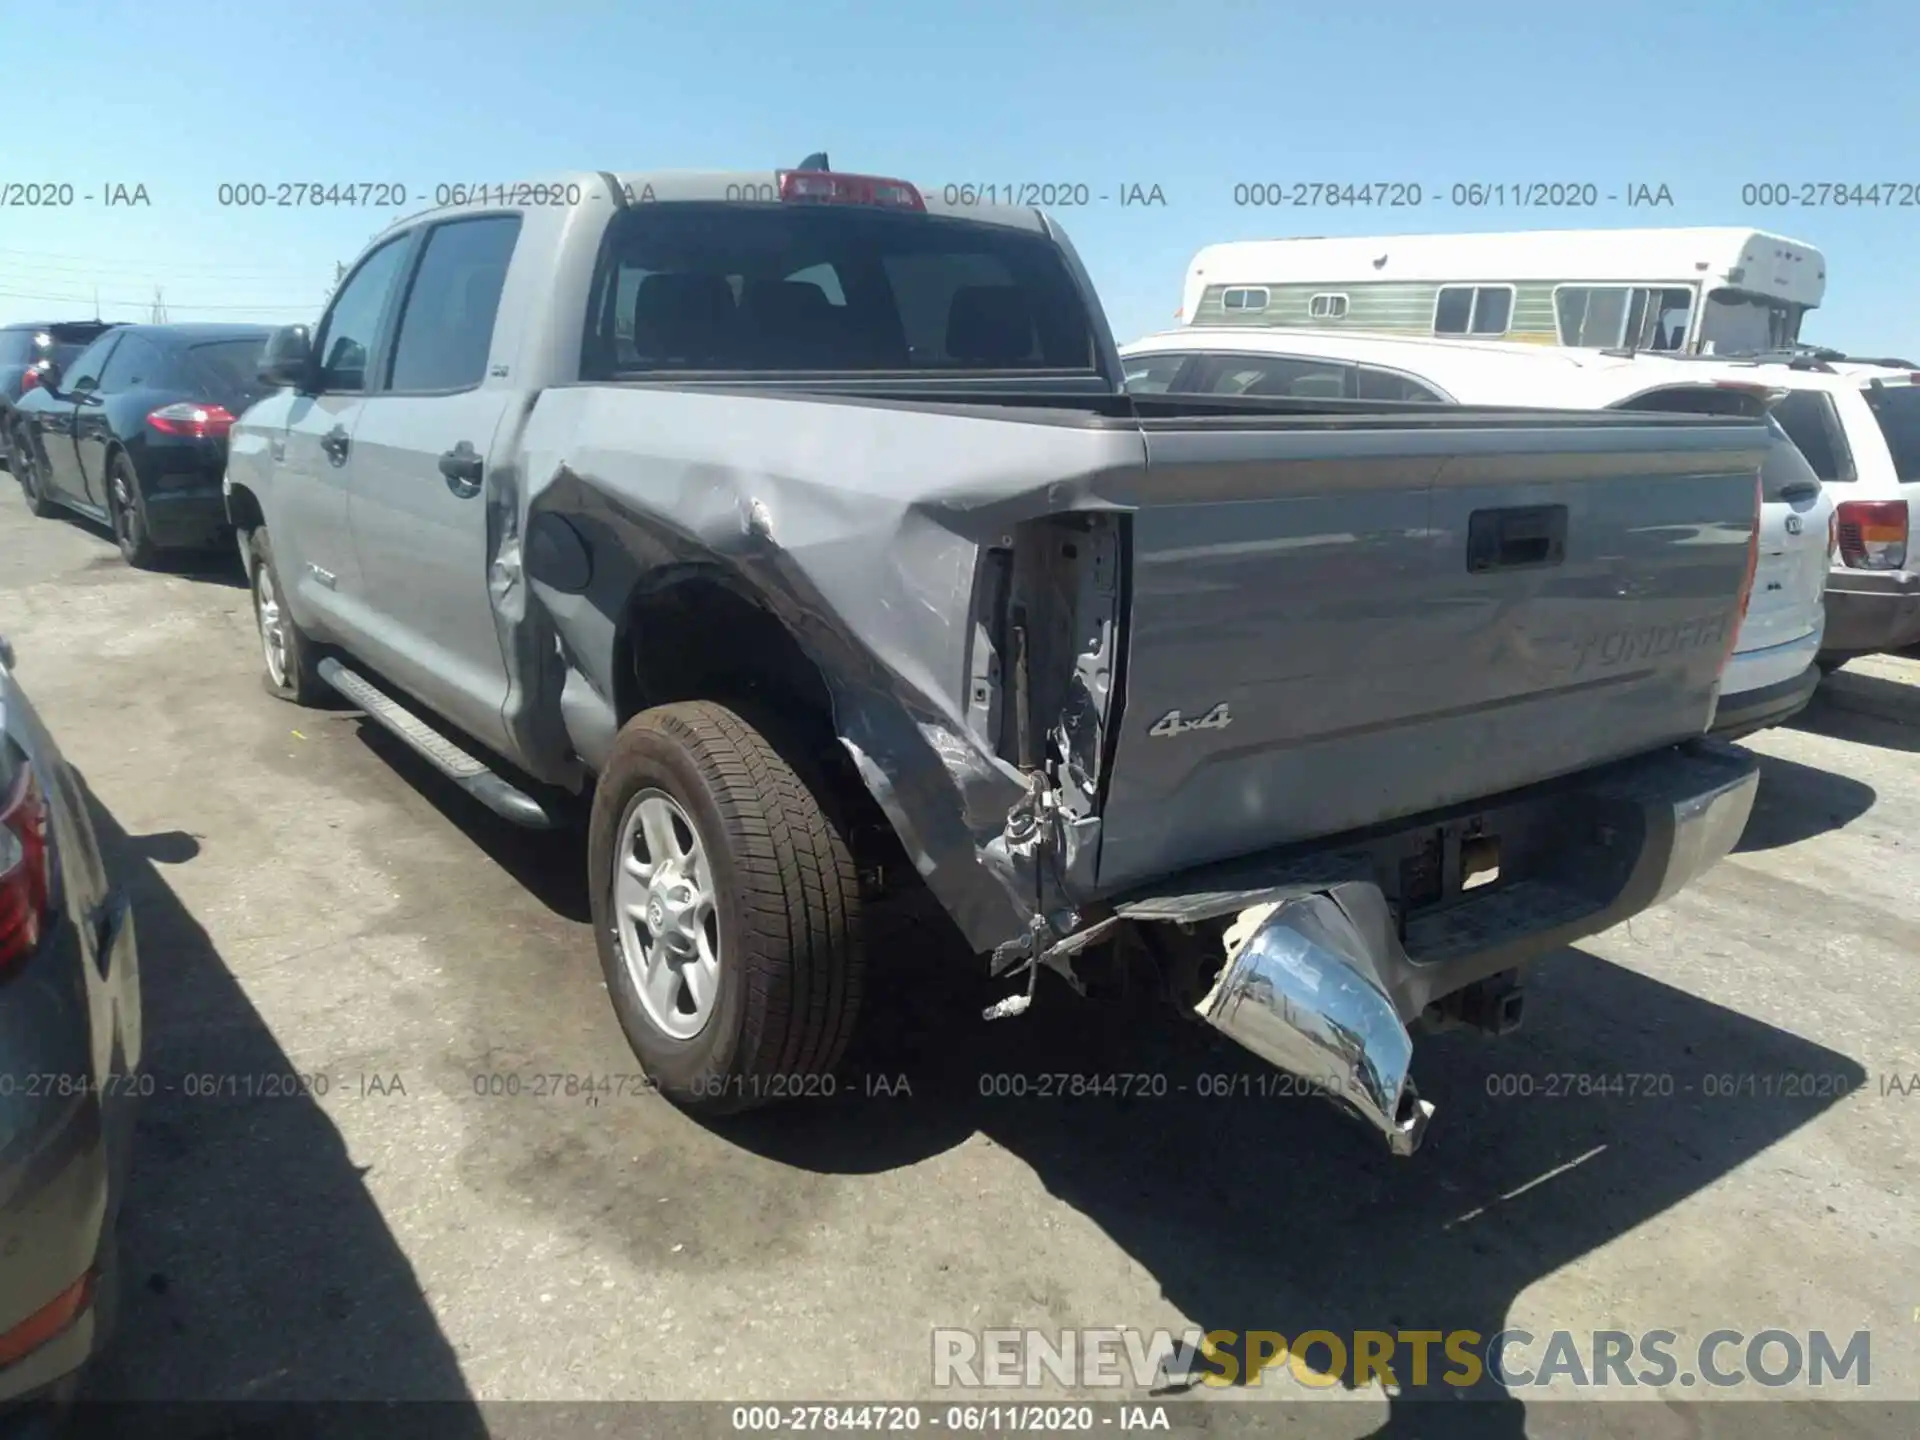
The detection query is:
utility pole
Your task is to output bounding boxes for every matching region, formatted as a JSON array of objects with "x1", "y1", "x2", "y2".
[
  {"x1": 92, "y1": 285, "x2": 100, "y2": 321},
  {"x1": 150, "y1": 286, "x2": 168, "y2": 324},
  {"x1": 323, "y1": 260, "x2": 346, "y2": 306}
]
